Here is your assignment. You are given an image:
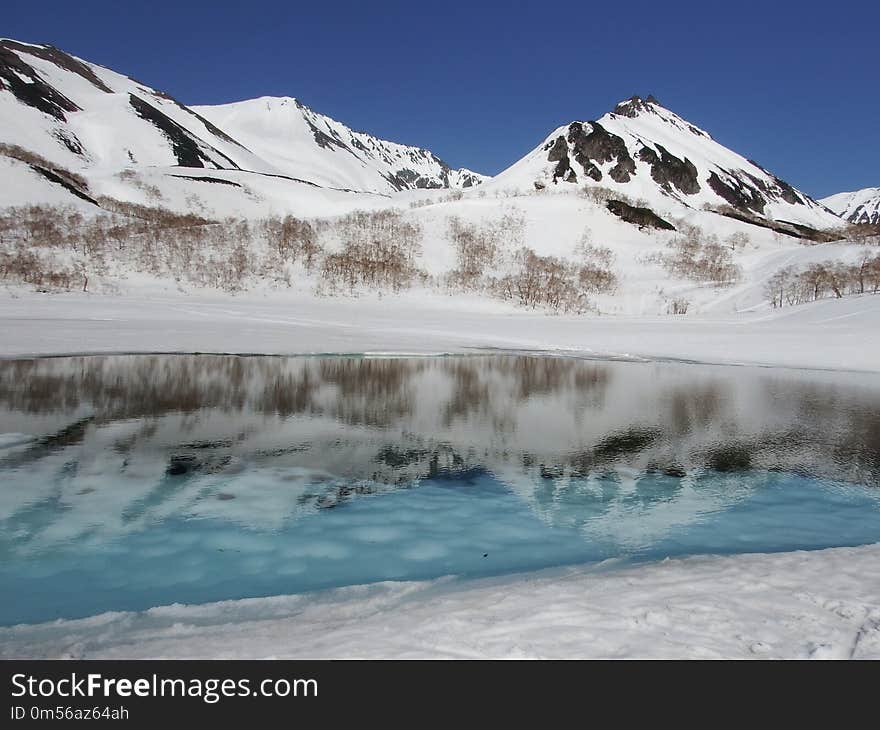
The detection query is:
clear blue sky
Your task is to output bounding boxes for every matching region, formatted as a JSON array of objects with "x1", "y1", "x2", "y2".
[{"x1": 4, "y1": 0, "x2": 877, "y2": 198}]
